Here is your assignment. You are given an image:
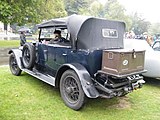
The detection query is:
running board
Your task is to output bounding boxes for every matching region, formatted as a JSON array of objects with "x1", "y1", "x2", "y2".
[{"x1": 22, "y1": 68, "x2": 55, "y2": 86}]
